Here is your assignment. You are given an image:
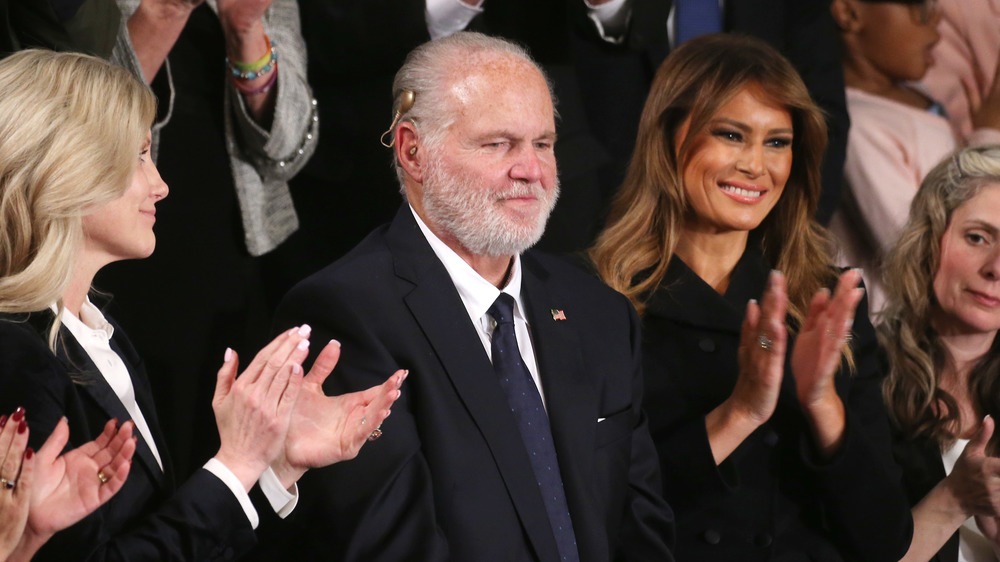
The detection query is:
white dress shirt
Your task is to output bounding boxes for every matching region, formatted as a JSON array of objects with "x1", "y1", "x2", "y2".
[
  {"x1": 411, "y1": 207, "x2": 548, "y2": 409},
  {"x1": 58, "y1": 299, "x2": 297, "y2": 528},
  {"x1": 425, "y1": 0, "x2": 629, "y2": 43}
]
